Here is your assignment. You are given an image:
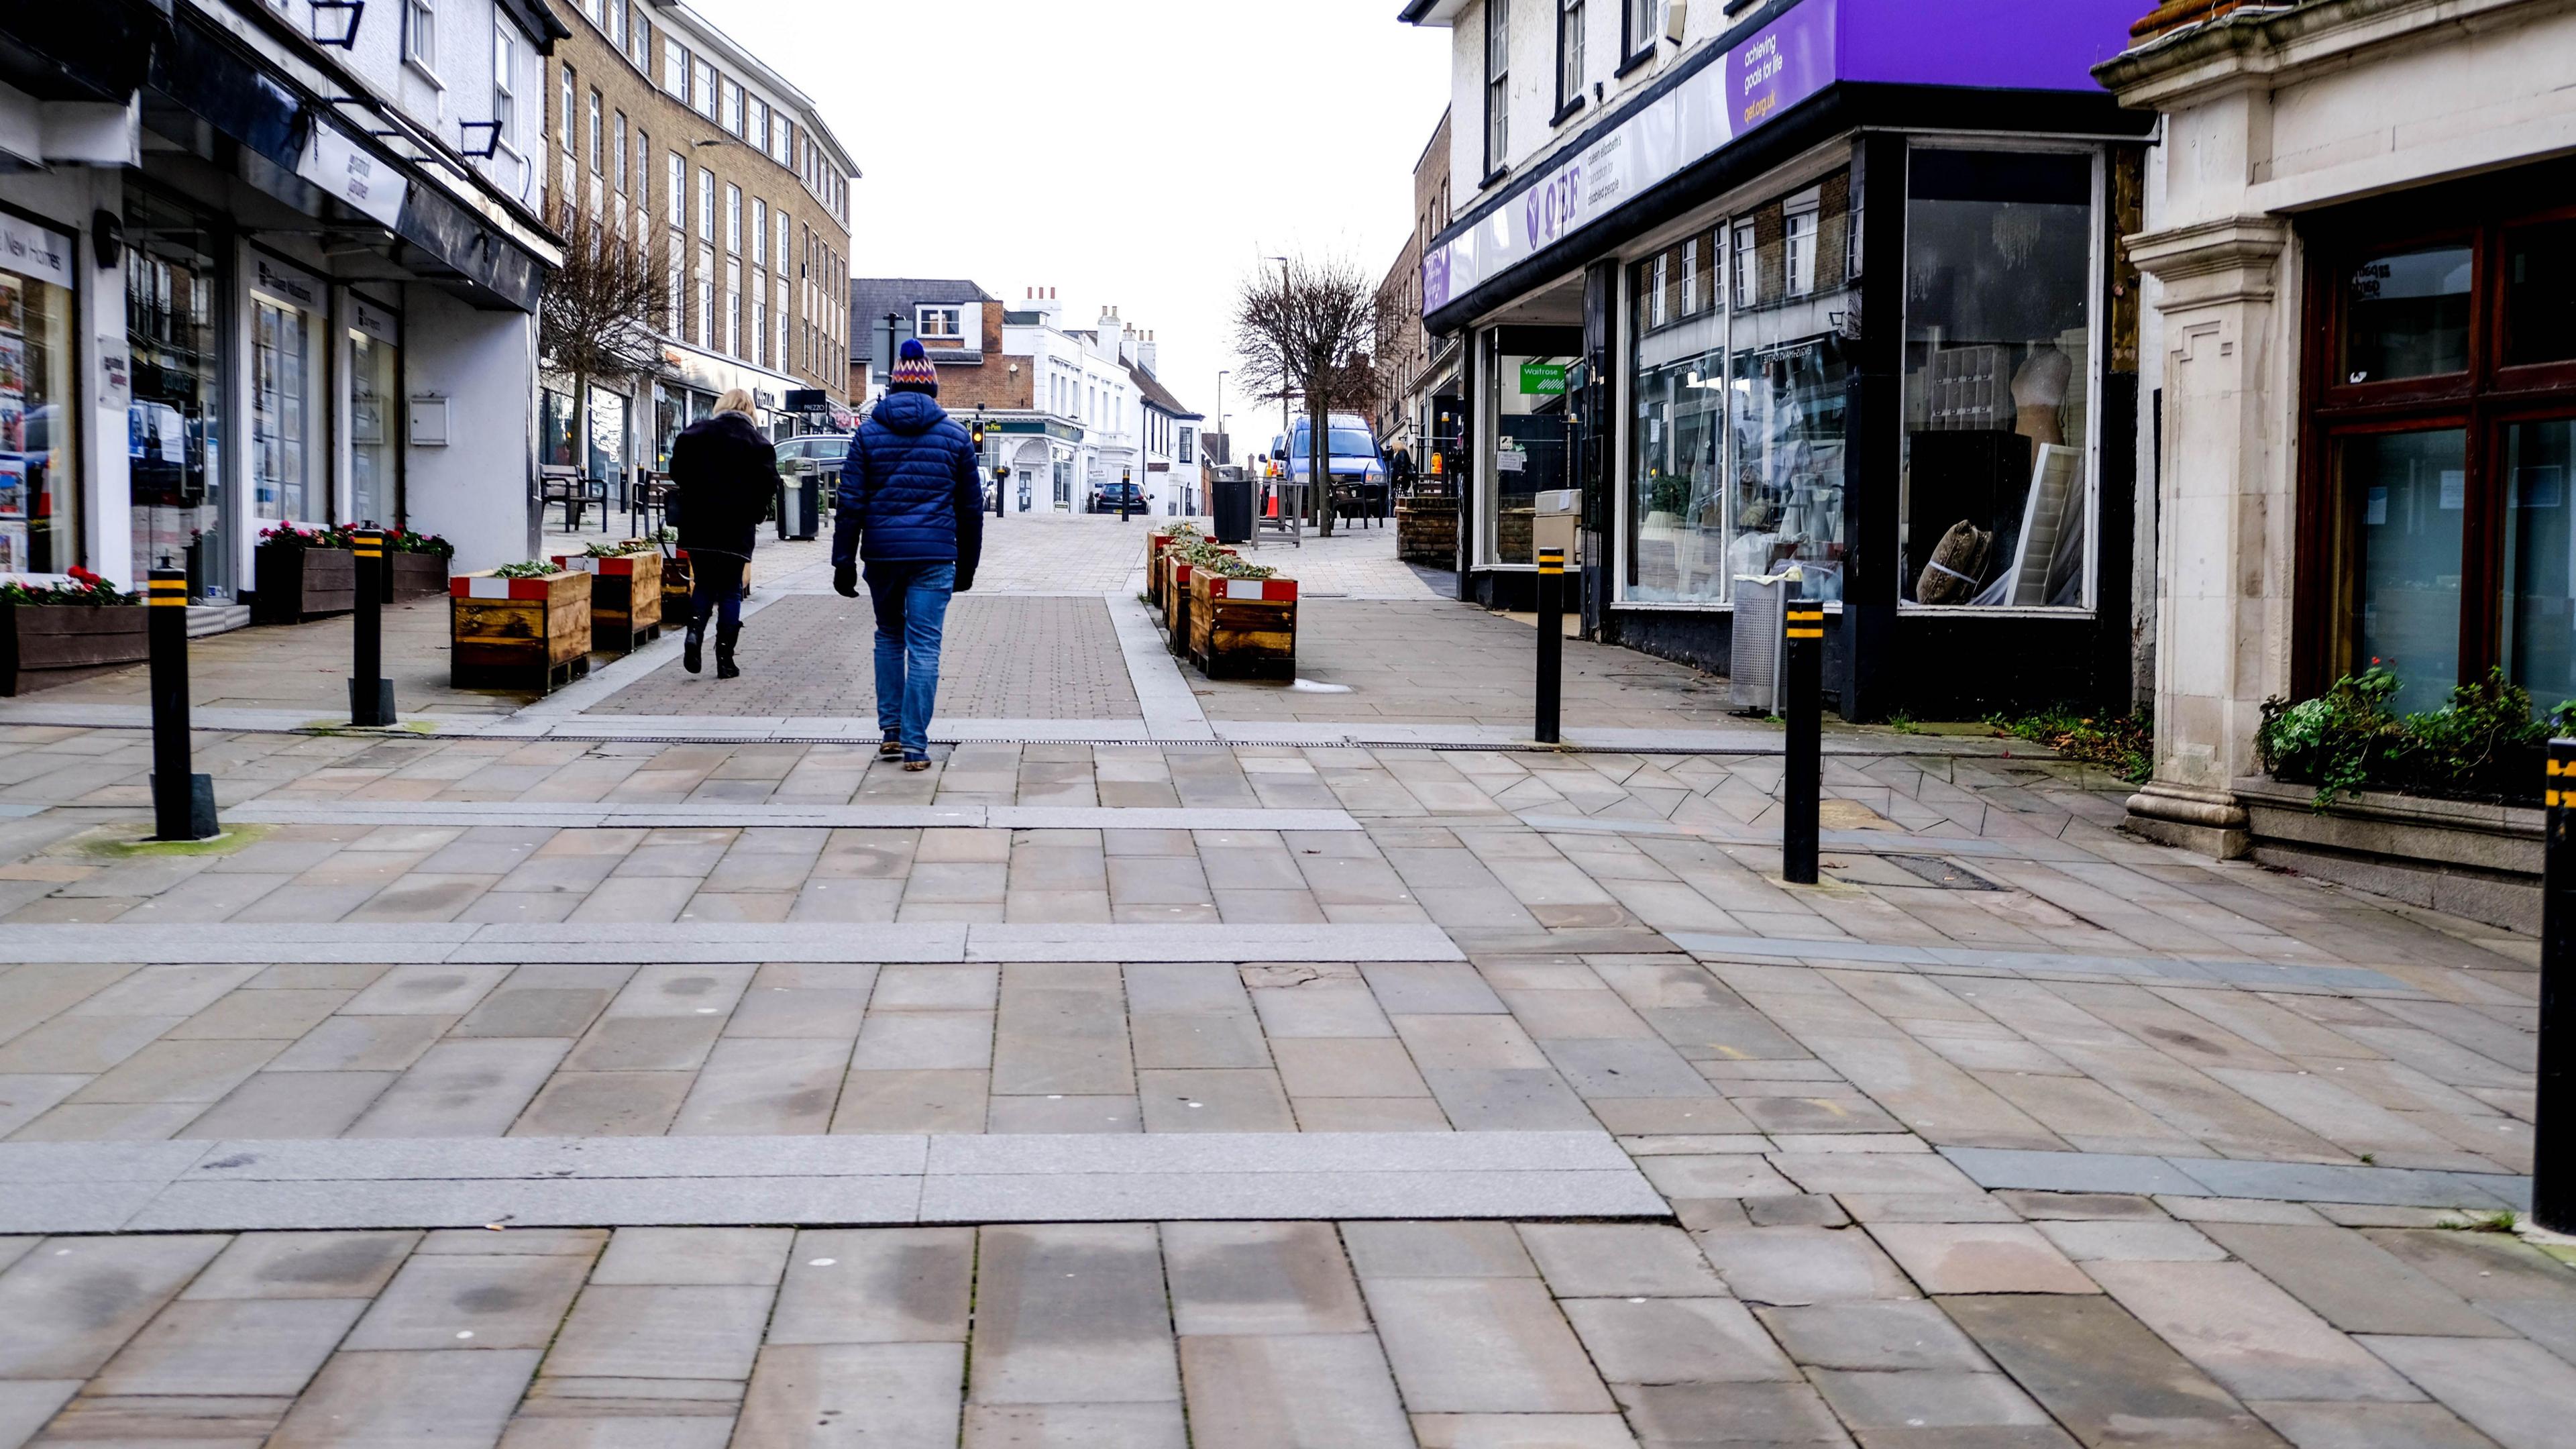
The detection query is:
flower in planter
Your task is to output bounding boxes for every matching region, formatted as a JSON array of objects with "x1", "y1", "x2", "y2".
[
  {"x1": 492, "y1": 560, "x2": 566, "y2": 580},
  {"x1": 384, "y1": 529, "x2": 456, "y2": 559},
  {"x1": 258, "y1": 523, "x2": 337, "y2": 551},
  {"x1": 0, "y1": 567, "x2": 138, "y2": 607}
]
